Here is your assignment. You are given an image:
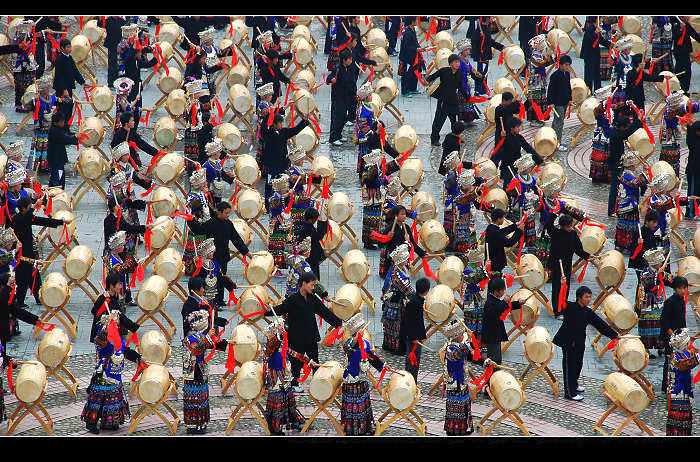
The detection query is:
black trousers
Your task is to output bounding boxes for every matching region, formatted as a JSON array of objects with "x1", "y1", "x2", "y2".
[
  {"x1": 289, "y1": 340, "x2": 319, "y2": 387},
  {"x1": 385, "y1": 17, "x2": 400, "y2": 53},
  {"x1": 15, "y1": 260, "x2": 42, "y2": 305},
  {"x1": 404, "y1": 339, "x2": 422, "y2": 384},
  {"x1": 687, "y1": 174, "x2": 699, "y2": 218},
  {"x1": 35, "y1": 39, "x2": 46, "y2": 78},
  {"x1": 561, "y1": 346, "x2": 585, "y2": 398},
  {"x1": 307, "y1": 259, "x2": 321, "y2": 281},
  {"x1": 431, "y1": 100, "x2": 457, "y2": 144},
  {"x1": 346, "y1": 97, "x2": 357, "y2": 124},
  {"x1": 486, "y1": 342, "x2": 502, "y2": 365},
  {"x1": 214, "y1": 257, "x2": 229, "y2": 305},
  {"x1": 499, "y1": 165, "x2": 515, "y2": 193},
  {"x1": 608, "y1": 167, "x2": 621, "y2": 216},
  {"x1": 584, "y1": 56, "x2": 602, "y2": 93},
  {"x1": 107, "y1": 43, "x2": 119, "y2": 87},
  {"x1": 57, "y1": 88, "x2": 75, "y2": 125},
  {"x1": 674, "y1": 53, "x2": 692, "y2": 94},
  {"x1": 474, "y1": 61, "x2": 489, "y2": 95},
  {"x1": 662, "y1": 338, "x2": 672, "y2": 393},
  {"x1": 329, "y1": 96, "x2": 349, "y2": 142},
  {"x1": 323, "y1": 17, "x2": 332, "y2": 55},
  {"x1": 550, "y1": 262, "x2": 572, "y2": 316},
  {"x1": 48, "y1": 162, "x2": 66, "y2": 188},
  {"x1": 401, "y1": 64, "x2": 418, "y2": 95}
]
